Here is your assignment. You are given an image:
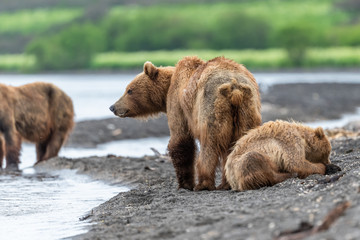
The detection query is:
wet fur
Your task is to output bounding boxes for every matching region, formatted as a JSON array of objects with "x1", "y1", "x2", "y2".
[
  {"x1": 111, "y1": 56, "x2": 261, "y2": 190},
  {"x1": 225, "y1": 120, "x2": 332, "y2": 191},
  {"x1": 0, "y1": 82, "x2": 74, "y2": 170}
]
